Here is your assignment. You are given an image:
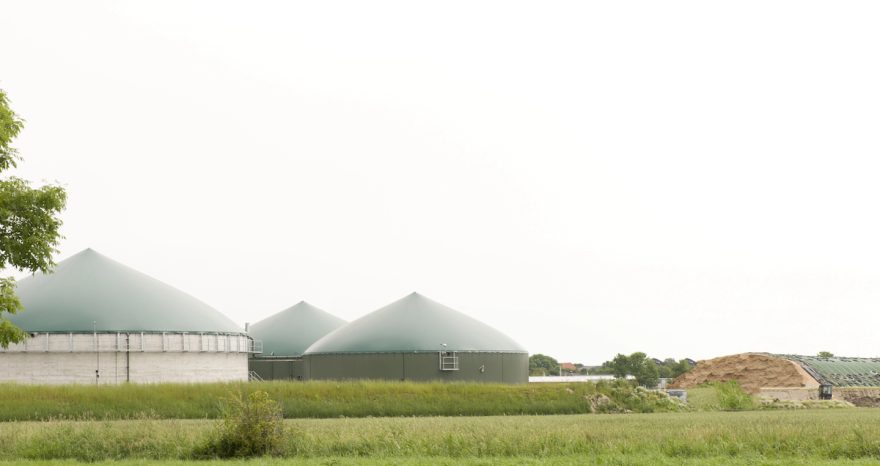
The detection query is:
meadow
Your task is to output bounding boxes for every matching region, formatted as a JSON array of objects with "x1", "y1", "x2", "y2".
[
  {"x1": 0, "y1": 380, "x2": 681, "y2": 420},
  {"x1": 0, "y1": 381, "x2": 875, "y2": 464},
  {"x1": 1, "y1": 410, "x2": 880, "y2": 463}
]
